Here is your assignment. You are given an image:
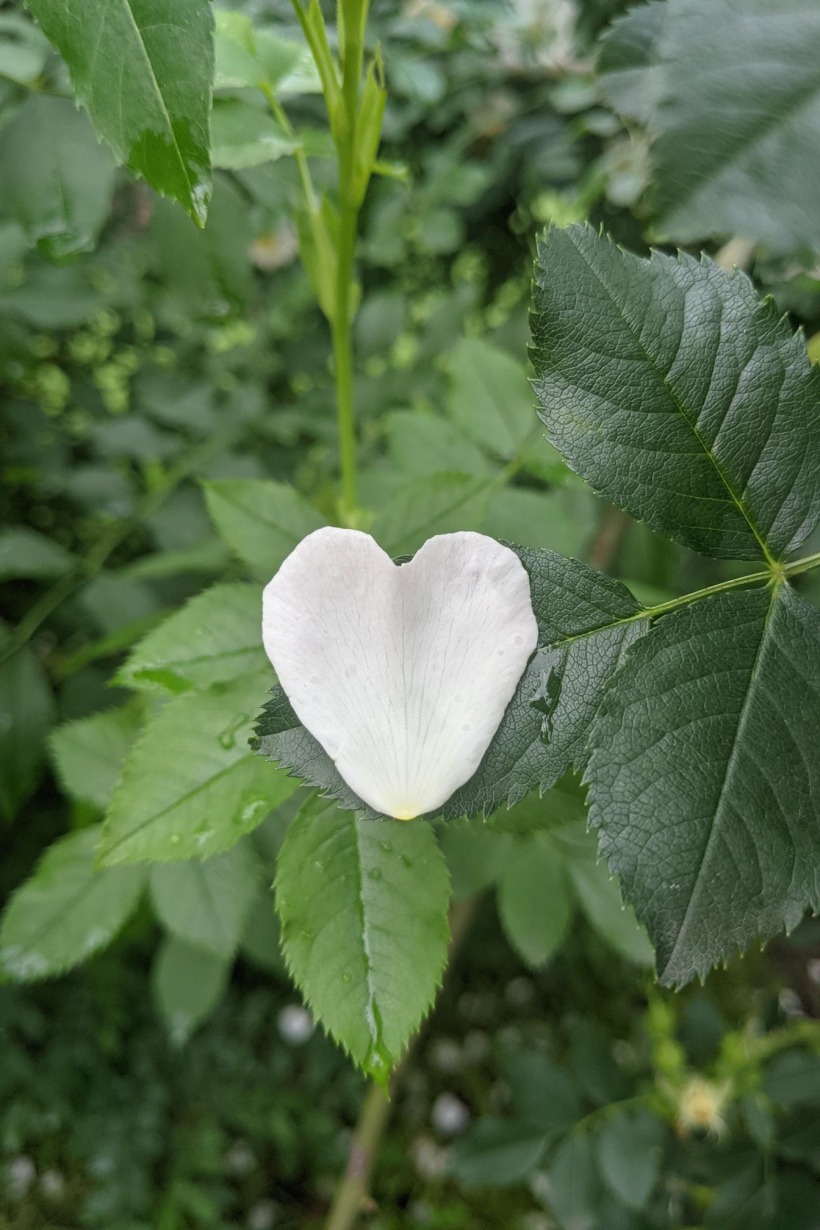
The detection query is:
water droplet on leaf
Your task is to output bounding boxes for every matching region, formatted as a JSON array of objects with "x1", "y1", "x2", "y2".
[{"x1": 530, "y1": 666, "x2": 563, "y2": 743}]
